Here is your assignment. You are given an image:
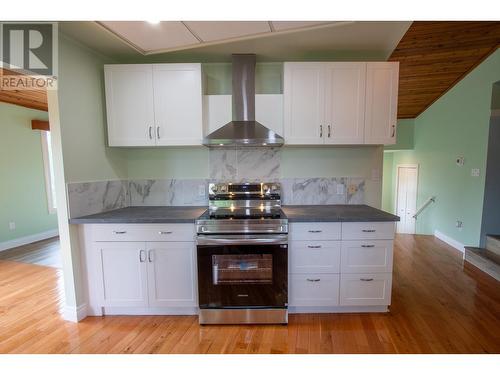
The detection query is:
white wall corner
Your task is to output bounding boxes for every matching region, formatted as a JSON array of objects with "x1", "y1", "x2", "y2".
[
  {"x1": 62, "y1": 303, "x2": 88, "y2": 322},
  {"x1": 434, "y1": 230, "x2": 465, "y2": 253},
  {"x1": 0, "y1": 229, "x2": 59, "y2": 252}
]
